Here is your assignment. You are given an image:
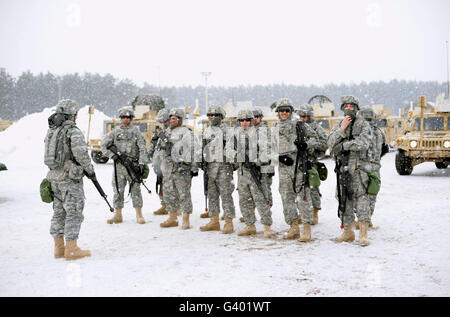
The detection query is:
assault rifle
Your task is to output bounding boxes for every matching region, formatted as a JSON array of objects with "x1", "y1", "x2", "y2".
[
  {"x1": 106, "y1": 143, "x2": 152, "y2": 194},
  {"x1": 202, "y1": 138, "x2": 209, "y2": 213},
  {"x1": 244, "y1": 155, "x2": 269, "y2": 206},
  {"x1": 83, "y1": 171, "x2": 114, "y2": 212},
  {"x1": 293, "y1": 120, "x2": 309, "y2": 200}
]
